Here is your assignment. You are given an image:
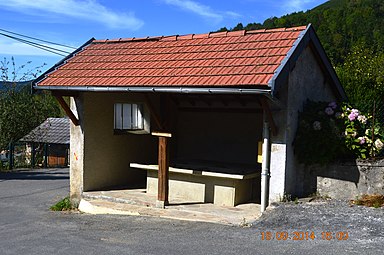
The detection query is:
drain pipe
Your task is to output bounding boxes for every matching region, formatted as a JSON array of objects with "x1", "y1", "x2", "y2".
[{"x1": 261, "y1": 121, "x2": 271, "y2": 213}]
